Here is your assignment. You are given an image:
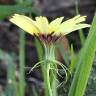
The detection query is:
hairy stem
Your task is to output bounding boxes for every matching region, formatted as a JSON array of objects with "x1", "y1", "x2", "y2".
[{"x1": 42, "y1": 44, "x2": 57, "y2": 96}]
